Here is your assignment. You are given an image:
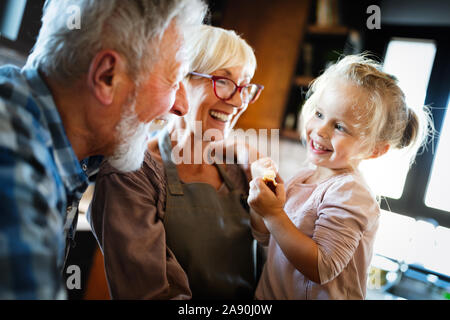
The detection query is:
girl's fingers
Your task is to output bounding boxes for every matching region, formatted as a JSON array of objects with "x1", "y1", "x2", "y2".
[
  {"x1": 275, "y1": 183, "x2": 284, "y2": 196},
  {"x1": 275, "y1": 175, "x2": 284, "y2": 184}
]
